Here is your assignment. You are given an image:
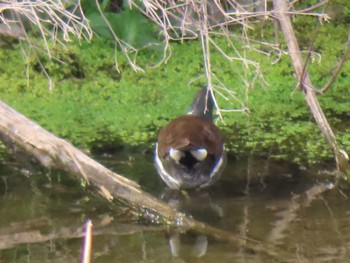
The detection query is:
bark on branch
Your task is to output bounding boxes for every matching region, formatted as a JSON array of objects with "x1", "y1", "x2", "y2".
[
  {"x1": 0, "y1": 100, "x2": 179, "y2": 218},
  {"x1": 0, "y1": 100, "x2": 278, "y2": 256},
  {"x1": 272, "y1": 0, "x2": 350, "y2": 174}
]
